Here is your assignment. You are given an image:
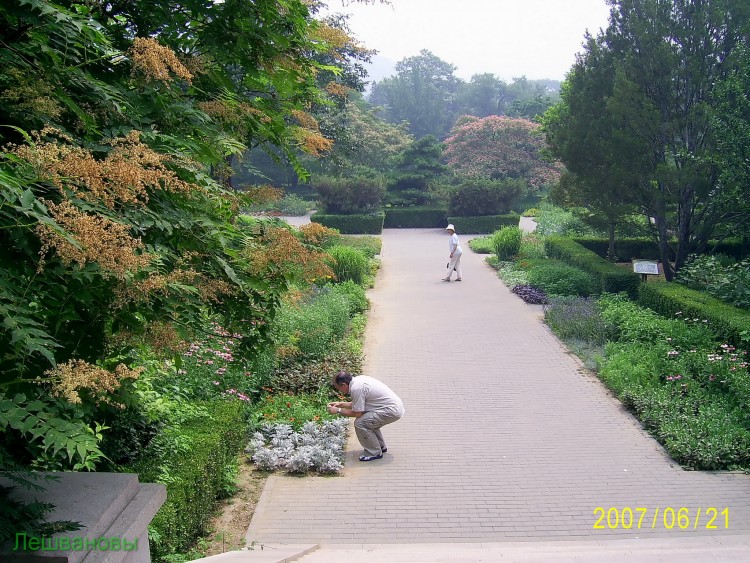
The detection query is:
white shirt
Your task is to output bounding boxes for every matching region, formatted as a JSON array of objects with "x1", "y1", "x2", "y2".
[{"x1": 449, "y1": 233, "x2": 462, "y2": 255}]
